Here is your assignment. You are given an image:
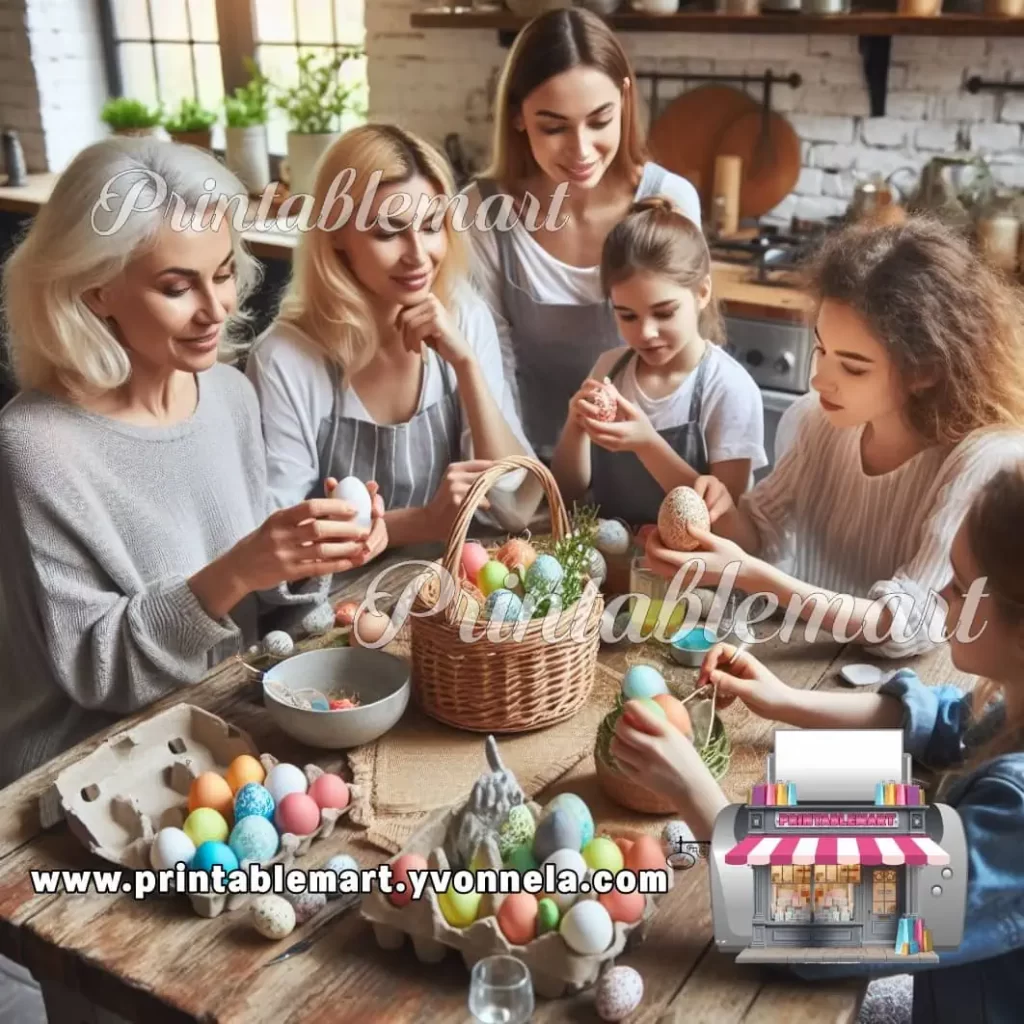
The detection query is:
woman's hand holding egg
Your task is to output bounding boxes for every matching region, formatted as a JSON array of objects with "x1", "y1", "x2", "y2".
[
  {"x1": 325, "y1": 477, "x2": 388, "y2": 567},
  {"x1": 691, "y1": 474, "x2": 735, "y2": 524},
  {"x1": 642, "y1": 523, "x2": 745, "y2": 590},
  {"x1": 396, "y1": 294, "x2": 472, "y2": 368}
]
